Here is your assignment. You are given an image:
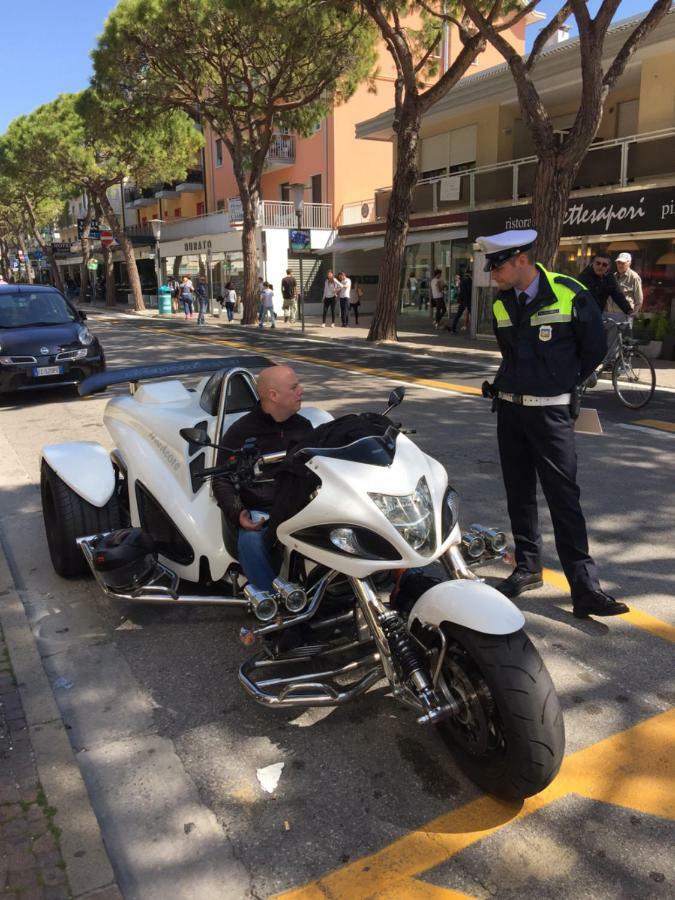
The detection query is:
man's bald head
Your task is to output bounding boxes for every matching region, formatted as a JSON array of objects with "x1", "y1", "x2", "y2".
[{"x1": 257, "y1": 365, "x2": 304, "y2": 421}]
